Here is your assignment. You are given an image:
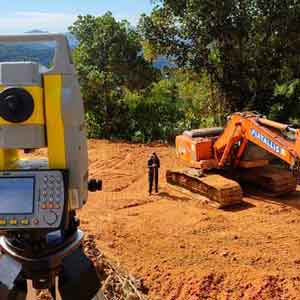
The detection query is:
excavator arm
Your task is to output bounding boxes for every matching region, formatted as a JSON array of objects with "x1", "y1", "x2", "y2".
[{"x1": 214, "y1": 112, "x2": 300, "y2": 170}]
